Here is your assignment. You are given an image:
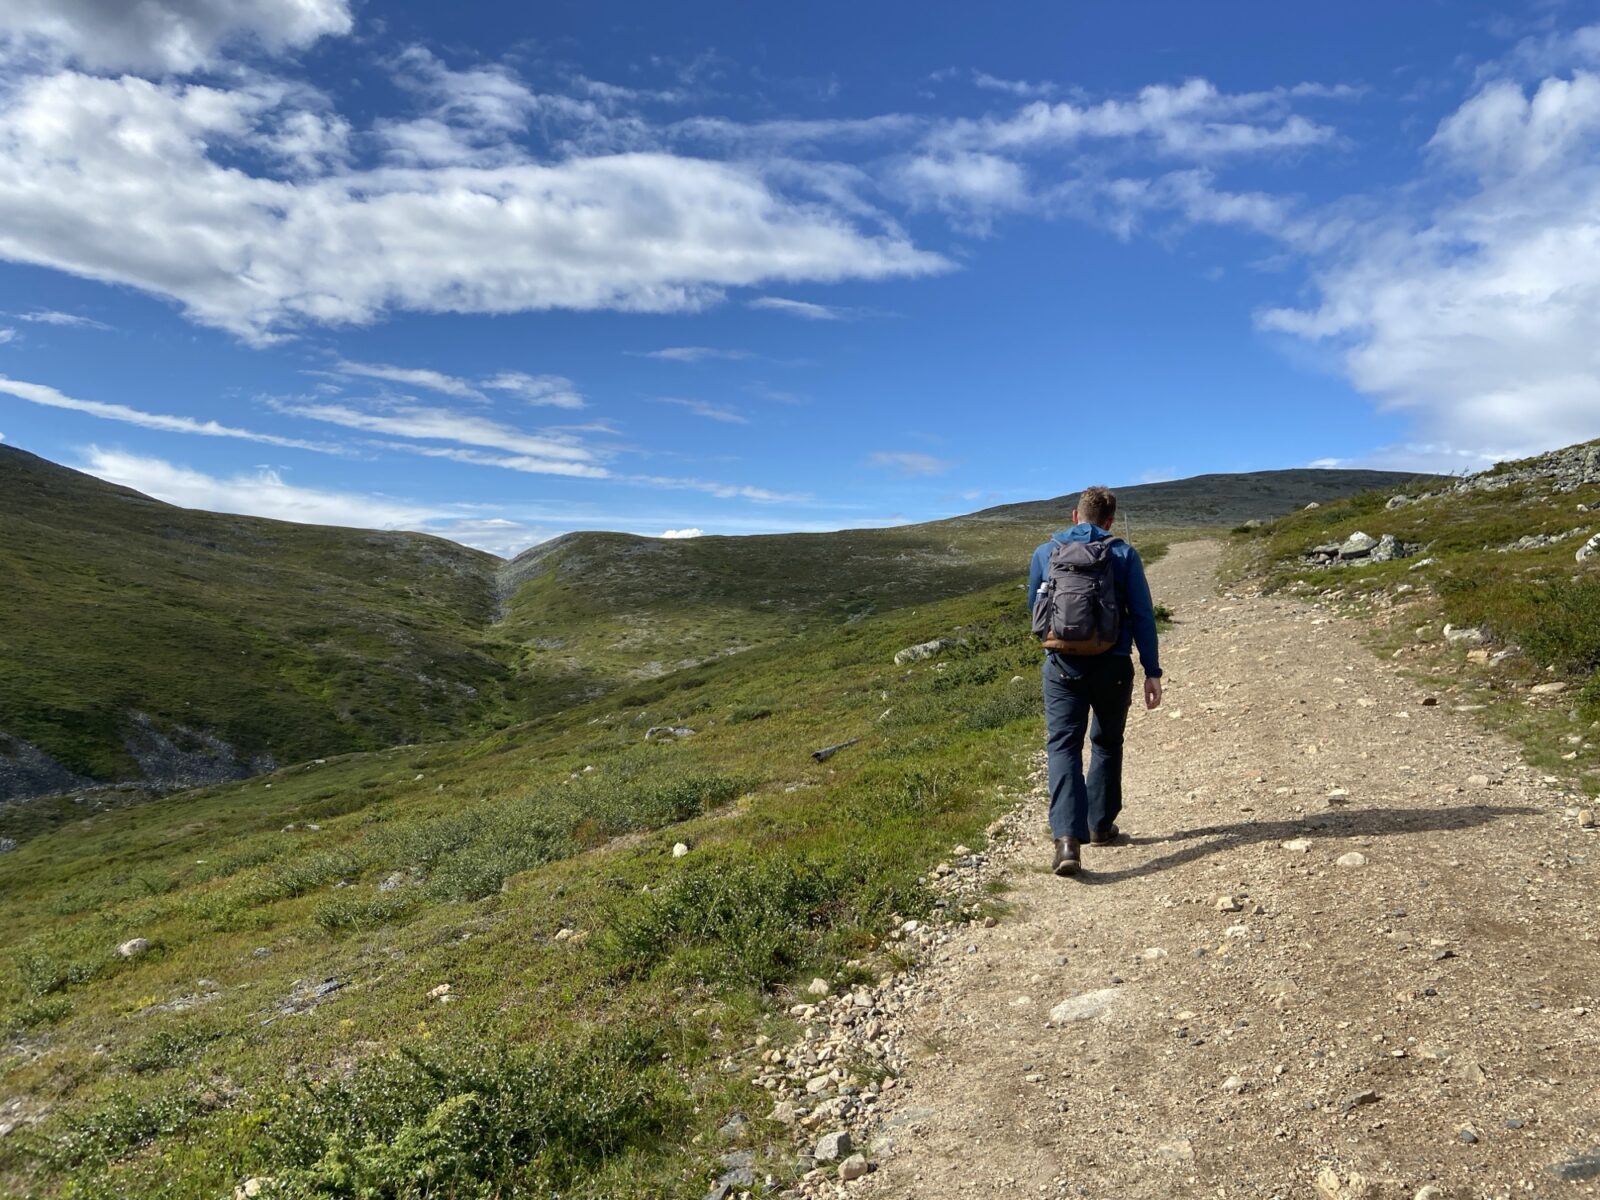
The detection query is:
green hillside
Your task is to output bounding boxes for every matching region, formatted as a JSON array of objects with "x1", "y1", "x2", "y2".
[
  {"x1": 0, "y1": 554, "x2": 1071, "y2": 1199},
  {"x1": 3, "y1": 447, "x2": 1417, "y2": 812},
  {"x1": 0, "y1": 445, "x2": 514, "y2": 798}
]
